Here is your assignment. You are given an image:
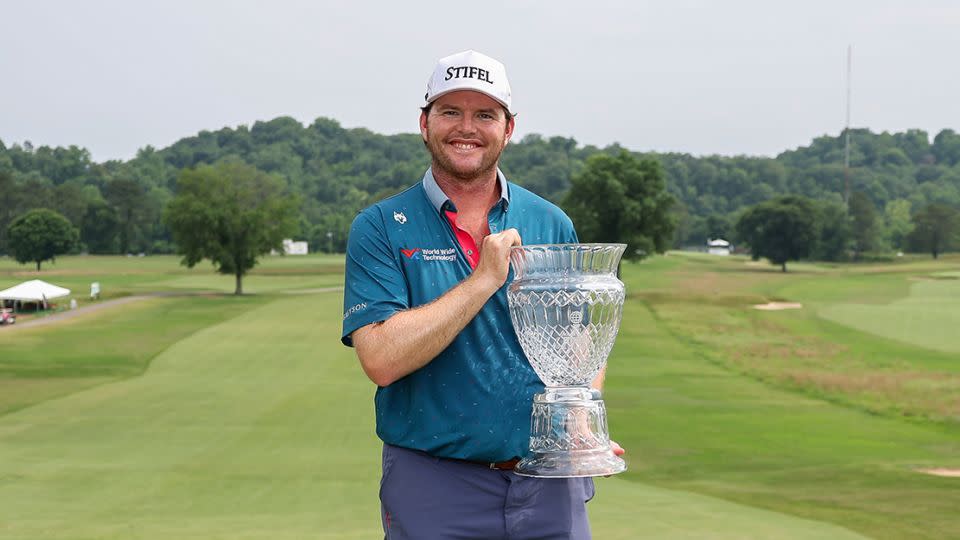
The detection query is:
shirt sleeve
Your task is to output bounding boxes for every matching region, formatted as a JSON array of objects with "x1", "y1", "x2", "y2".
[
  {"x1": 341, "y1": 209, "x2": 409, "y2": 347},
  {"x1": 564, "y1": 217, "x2": 579, "y2": 244},
  {"x1": 559, "y1": 210, "x2": 579, "y2": 244}
]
